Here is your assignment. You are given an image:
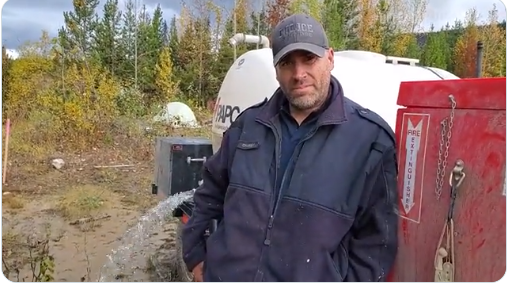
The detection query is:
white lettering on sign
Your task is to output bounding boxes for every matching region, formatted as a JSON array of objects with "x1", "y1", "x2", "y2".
[
  {"x1": 402, "y1": 119, "x2": 423, "y2": 214},
  {"x1": 397, "y1": 113, "x2": 429, "y2": 224}
]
